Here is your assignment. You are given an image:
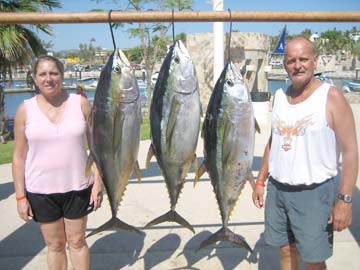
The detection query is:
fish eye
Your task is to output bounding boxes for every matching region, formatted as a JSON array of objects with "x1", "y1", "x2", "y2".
[
  {"x1": 113, "y1": 65, "x2": 121, "y2": 73},
  {"x1": 174, "y1": 56, "x2": 180, "y2": 64},
  {"x1": 226, "y1": 79, "x2": 234, "y2": 87}
]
